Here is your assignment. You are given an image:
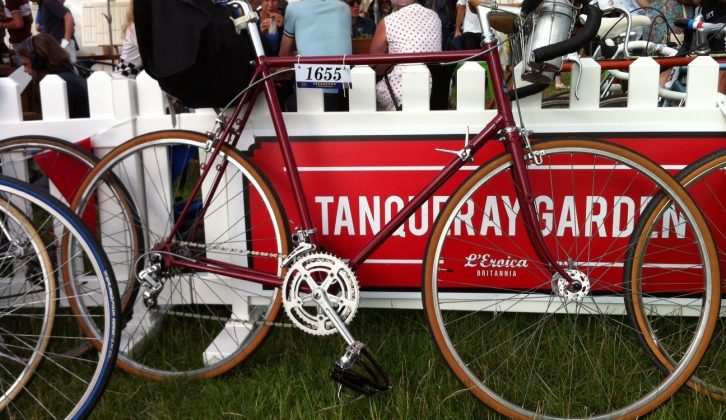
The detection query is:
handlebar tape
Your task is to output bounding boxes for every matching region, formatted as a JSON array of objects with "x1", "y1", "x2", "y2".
[
  {"x1": 520, "y1": 0, "x2": 544, "y2": 16},
  {"x1": 507, "y1": 82, "x2": 549, "y2": 100},
  {"x1": 532, "y1": 2, "x2": 603, "y2": 62},
  {"x1": 674, "y1": 18, "x2": 725, "y2": 32},
  {"x1": 673, "y1": 18, "x2": 689, "y2": 30}
]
